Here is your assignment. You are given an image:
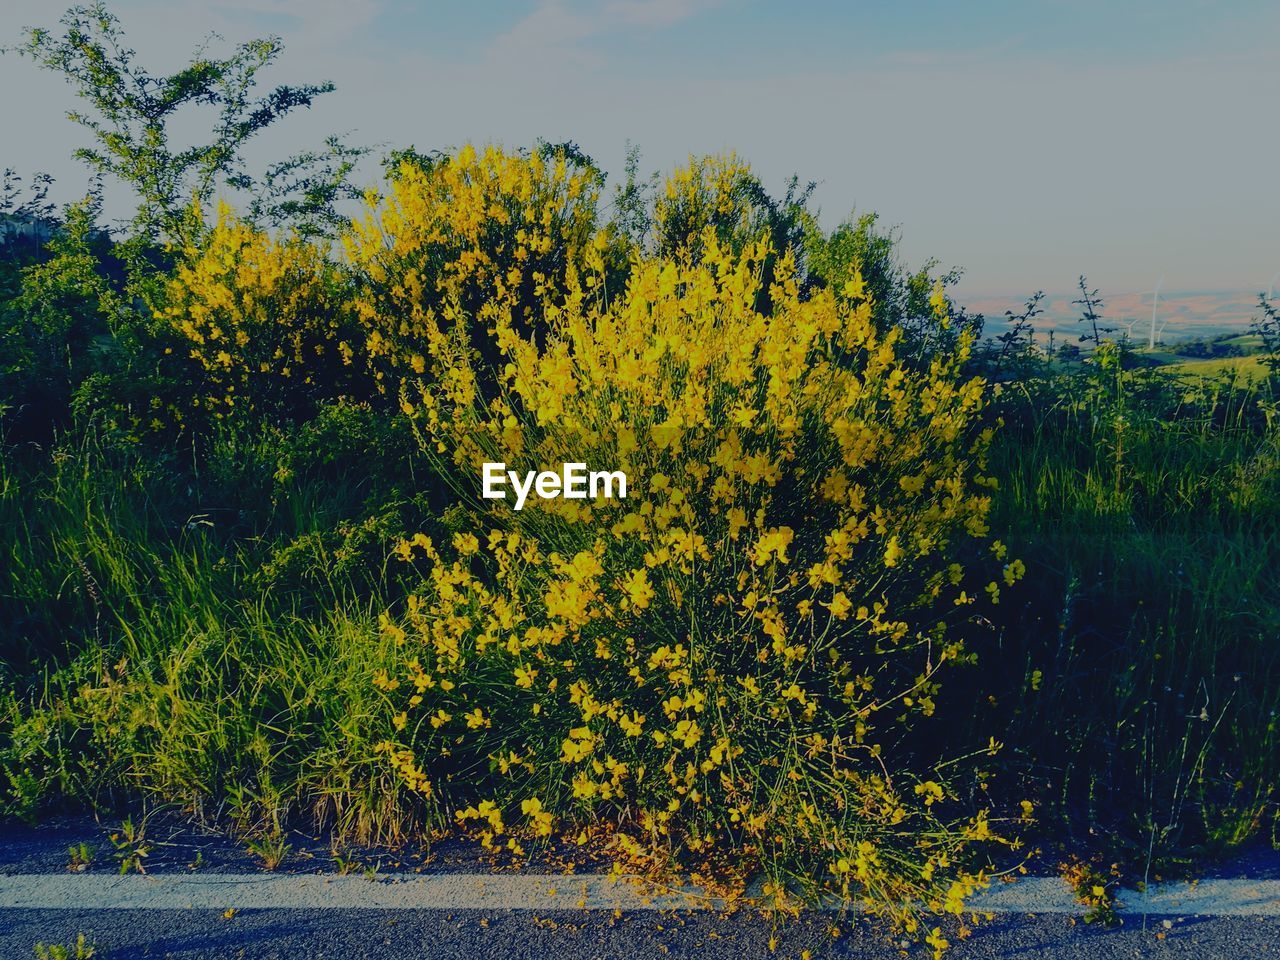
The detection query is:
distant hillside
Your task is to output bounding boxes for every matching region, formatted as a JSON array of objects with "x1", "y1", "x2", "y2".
[
  {"x1": 966, "y1": 289, "x2": 1268, "y2": 343},
  {"x1": 0, "y1": 213, "x2": 55, "y2": 247}
]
